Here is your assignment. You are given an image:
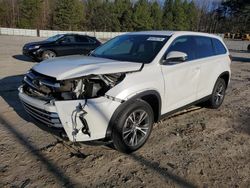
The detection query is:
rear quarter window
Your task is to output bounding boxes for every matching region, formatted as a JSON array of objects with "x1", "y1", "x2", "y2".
[
  {"x1": 194, "y1": 36, "x2": 214, "y2": 59},
  {"x1": 212, "y1": 38, "x2": 227, "y2": 55}
]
